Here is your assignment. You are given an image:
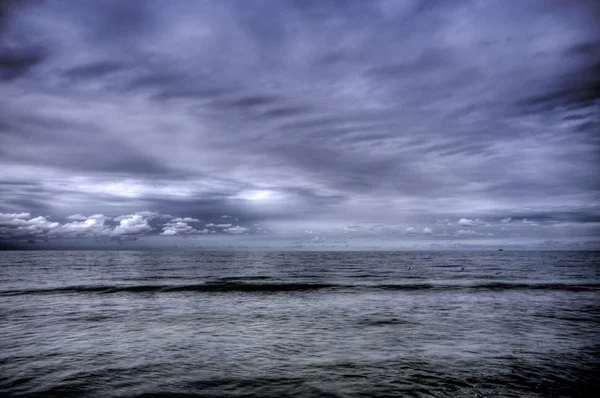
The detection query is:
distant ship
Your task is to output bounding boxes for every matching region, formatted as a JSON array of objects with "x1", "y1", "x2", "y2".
[{"x1": 498, "y1": 248, "x2": 504, "y2": 251}]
